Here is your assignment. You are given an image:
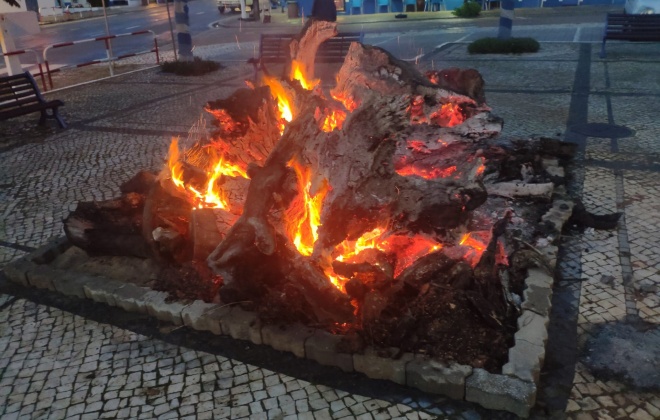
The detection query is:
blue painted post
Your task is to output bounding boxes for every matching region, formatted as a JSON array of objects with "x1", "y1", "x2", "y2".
[
  {"x1": 175, "y1": 0, "x2": 193, "y2": 61},
  {"x1": 497, "y1": 0, "x2": 514, "y2": 39}
]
